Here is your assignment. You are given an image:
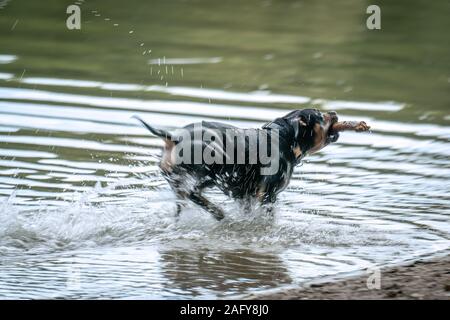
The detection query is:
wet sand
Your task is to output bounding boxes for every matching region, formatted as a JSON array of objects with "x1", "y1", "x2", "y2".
[{"x1": 249, "y1": 254, "x2": 450, "y2": 300}]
